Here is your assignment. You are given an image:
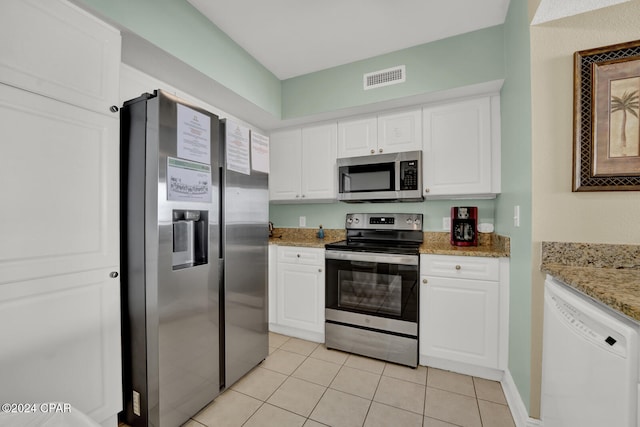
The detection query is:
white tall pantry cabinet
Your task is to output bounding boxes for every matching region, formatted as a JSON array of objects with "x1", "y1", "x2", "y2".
[{"x1": 0, "y1": 1, "x2": 122, "y2": 426}]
